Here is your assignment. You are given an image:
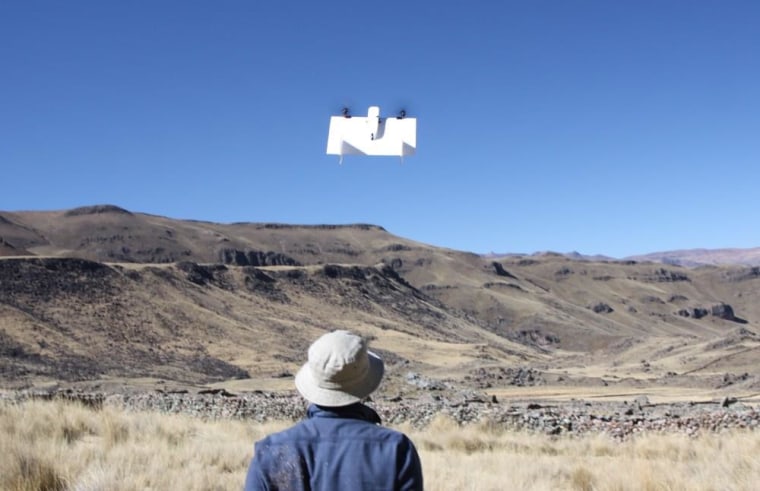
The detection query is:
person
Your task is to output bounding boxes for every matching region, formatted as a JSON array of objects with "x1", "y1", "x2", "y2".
[{"x1": 244, "y1": 329, "x2": 424, "y2": 491}]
